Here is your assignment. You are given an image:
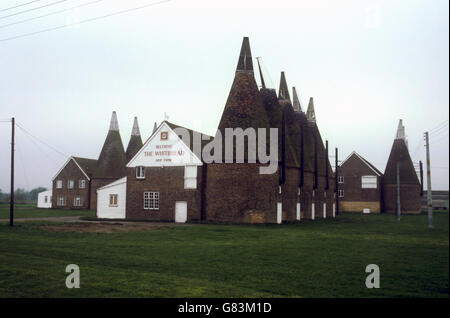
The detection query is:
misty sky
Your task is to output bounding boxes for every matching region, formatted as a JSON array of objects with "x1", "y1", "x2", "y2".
[{"x1": 0, "y1": 0, "x2": 449, "y2": 192}]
